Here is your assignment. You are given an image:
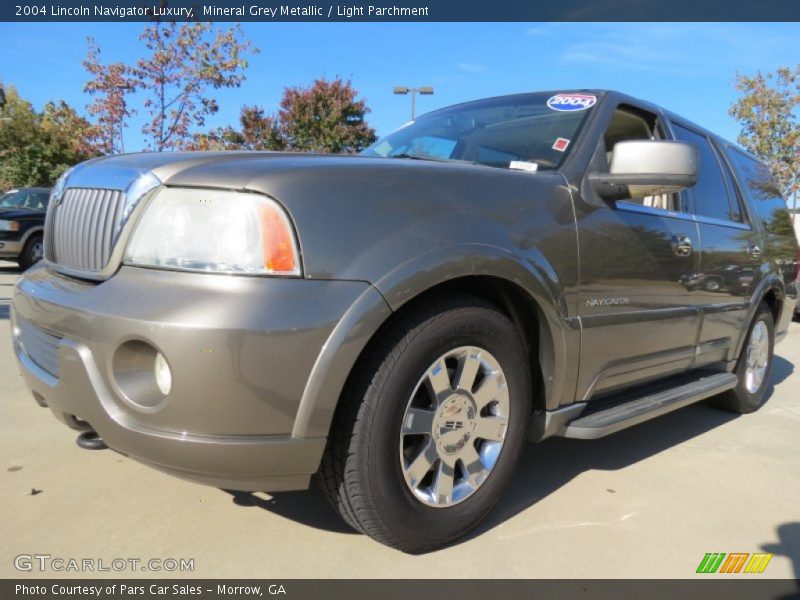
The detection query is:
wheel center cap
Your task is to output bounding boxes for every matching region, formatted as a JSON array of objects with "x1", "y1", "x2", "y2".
[{"x1": 432, "y1": 394, "x2": 476, "y2": 455}]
